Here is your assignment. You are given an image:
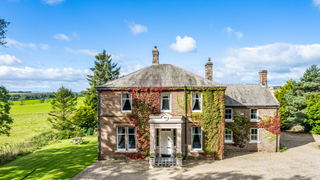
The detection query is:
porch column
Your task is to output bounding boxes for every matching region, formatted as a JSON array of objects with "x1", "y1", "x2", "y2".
[
  {"x1": 150, "y1": 124, "x2": 155, "y2": 154},
  {"x1": 177, "y1": 126, "x2": 182, "y2": 153}
]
